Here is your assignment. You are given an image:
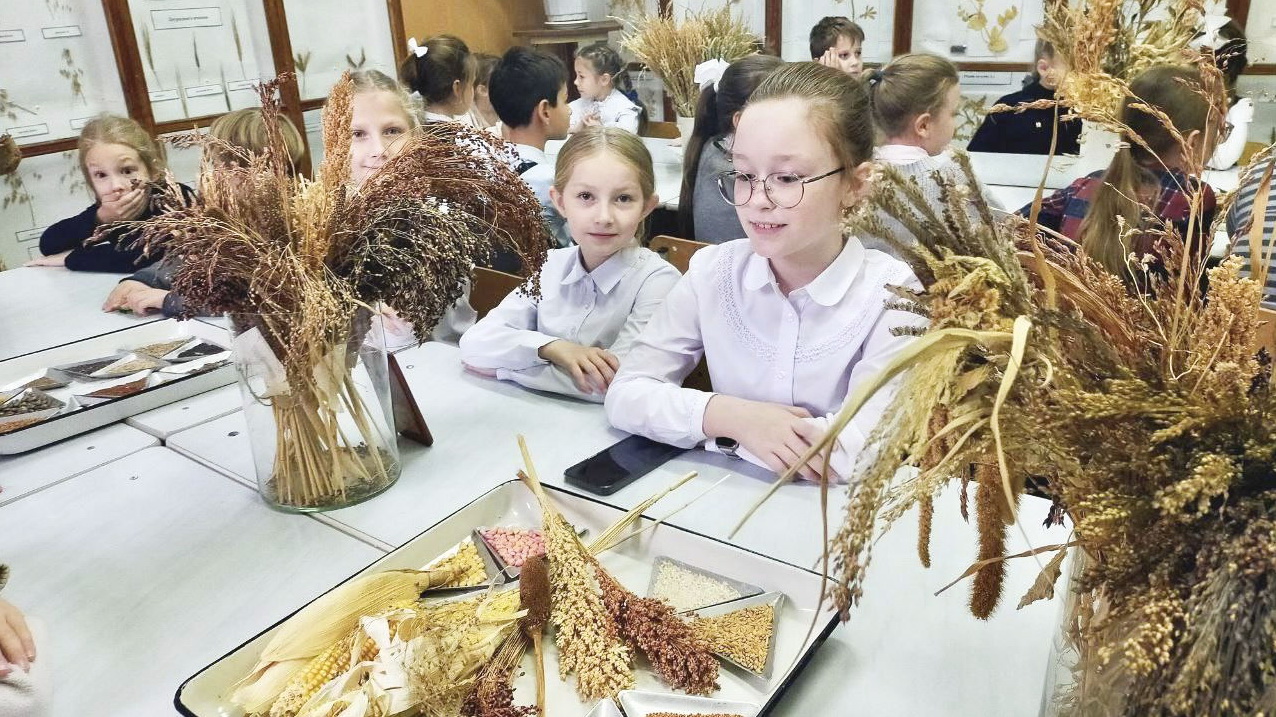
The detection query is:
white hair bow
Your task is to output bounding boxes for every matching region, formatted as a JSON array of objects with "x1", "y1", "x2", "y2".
[
  {"x1": 407, "y1": 37, "x2": 428, "y2": 58},
  {"x1": 694, "y1": 59, "x2": 730, "y2": 92}
]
